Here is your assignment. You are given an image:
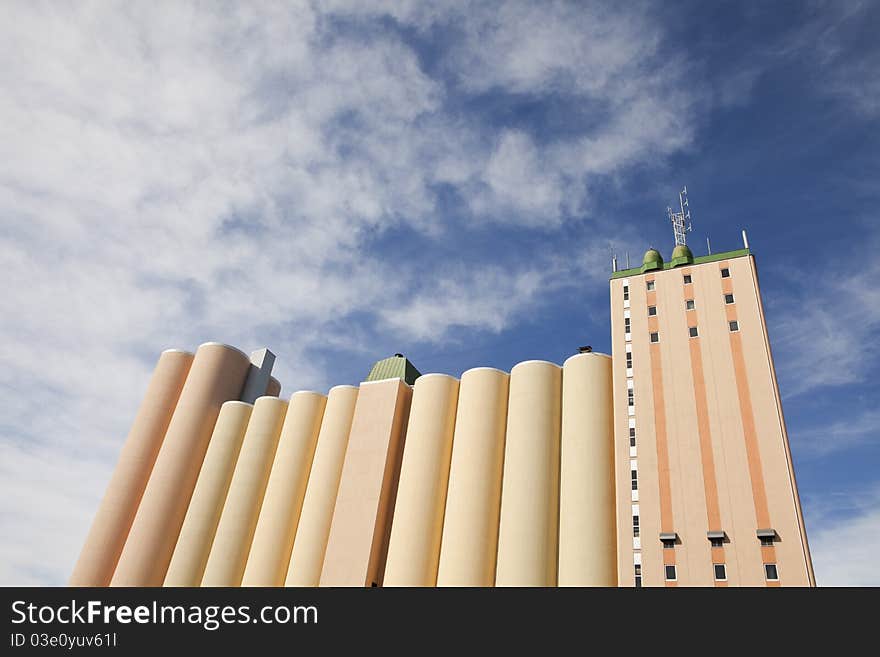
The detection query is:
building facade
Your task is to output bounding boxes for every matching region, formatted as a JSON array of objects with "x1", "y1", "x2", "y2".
[{"x1": 70, "y1": 242, "x2": 814, "y2": 588}]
